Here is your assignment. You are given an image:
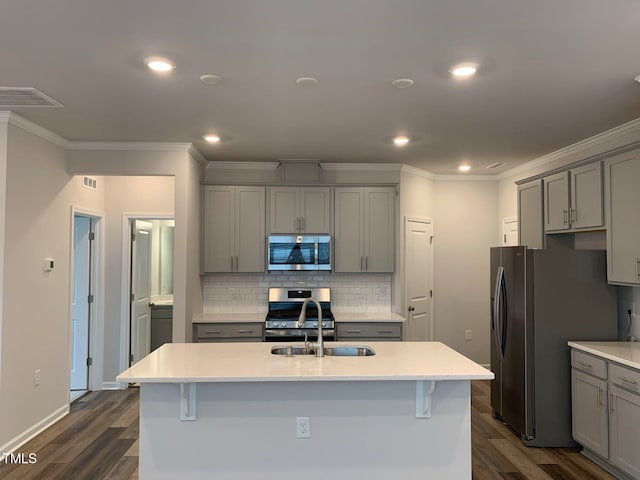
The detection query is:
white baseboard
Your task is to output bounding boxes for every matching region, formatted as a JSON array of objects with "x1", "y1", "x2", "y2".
[
  {"x1": 102, "y1": 381, "x2": 127, "y2": 390},
  {"x1": 0, "y1": 404, "x2": 69, "y2": 453}
]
